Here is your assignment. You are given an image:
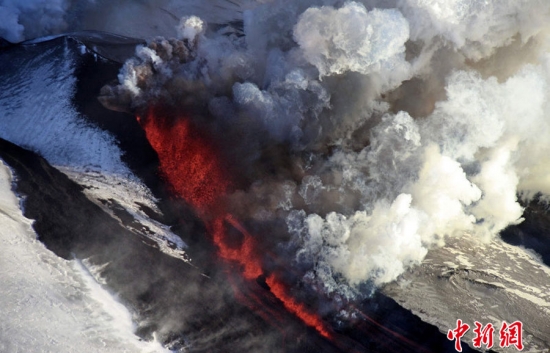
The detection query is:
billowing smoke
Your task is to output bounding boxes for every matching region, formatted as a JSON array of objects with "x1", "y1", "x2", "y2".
[
  {"x1": 294, "y1": 4, "x2": 410, "y2": 79},
  {"x1": 0, "y1": 0, "x2": 74, "y2": 42},
  {"x1": 400, "y1": 0, "x2": 550, "y2": 60},
  {"x1": 98, "y1": 0, "x2": 550, "y2": 306}
]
